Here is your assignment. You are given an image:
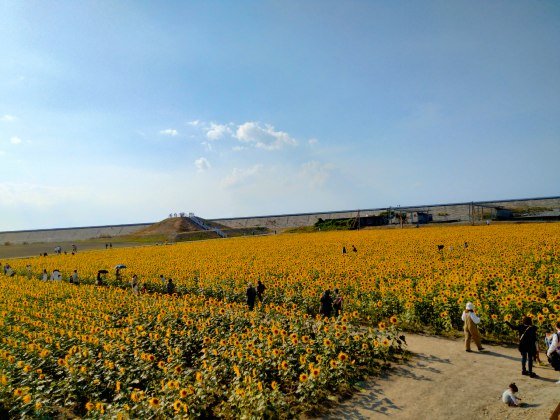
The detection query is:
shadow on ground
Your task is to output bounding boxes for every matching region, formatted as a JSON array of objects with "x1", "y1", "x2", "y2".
[
  {"x1": 320, "y1": 385, "x2": 400, "y2": 419},
  {"x1": 320, "y1": 351, "x2": 452, "y2": 419},
  {"x1": 476, "y1": 350, "x2": 520, "y2": 362}
]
